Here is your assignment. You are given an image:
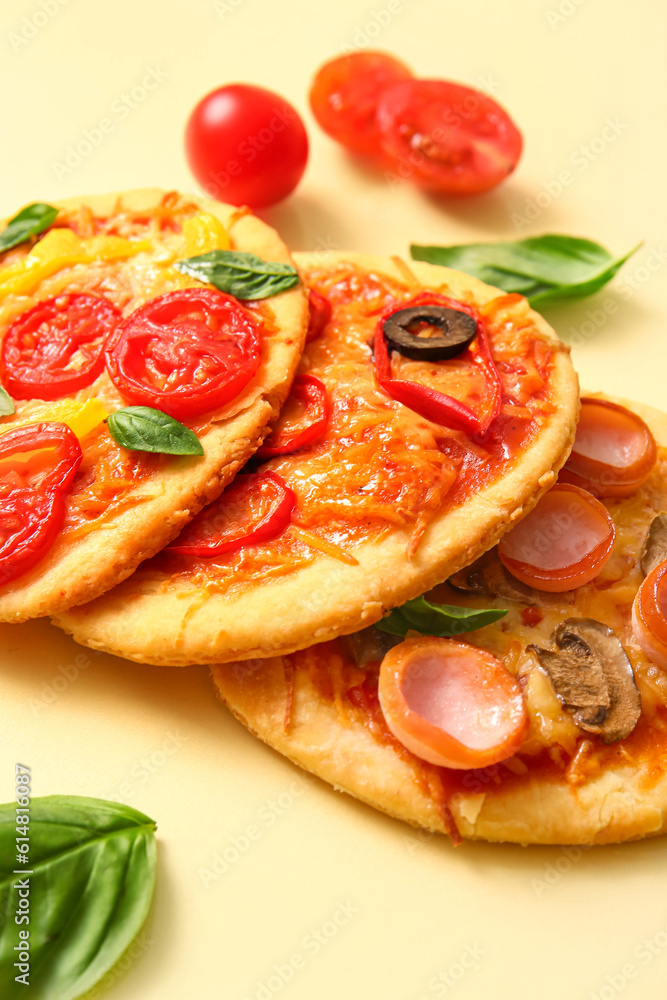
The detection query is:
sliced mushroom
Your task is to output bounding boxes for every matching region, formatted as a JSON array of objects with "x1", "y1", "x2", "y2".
[
  {"x1": 640, "y1": 513, "x2": 667, "y2": 576},
  {"x1": 449, "y1": 551, "x2": 542, "y2": 604},
  {"x1": 529, "y1": 618, "x2": 641, "y2": 743},
  {"x1": 340, "y1": 625, "x2": 403, "y2": 668}
]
